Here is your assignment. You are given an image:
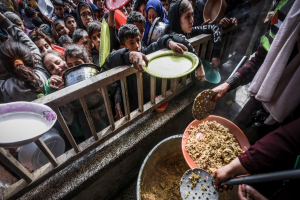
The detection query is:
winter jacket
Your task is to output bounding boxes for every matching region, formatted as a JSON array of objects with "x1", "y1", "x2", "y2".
[
  {"x1": 0, "y1": 18, "x2": 50, "y2": 103},
  {"x1": 102, "y1": 34, "x2": 173, "y2": 111},
  {"x1": 168, "y1": 0, "x2": 222, "y2": 59}
]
